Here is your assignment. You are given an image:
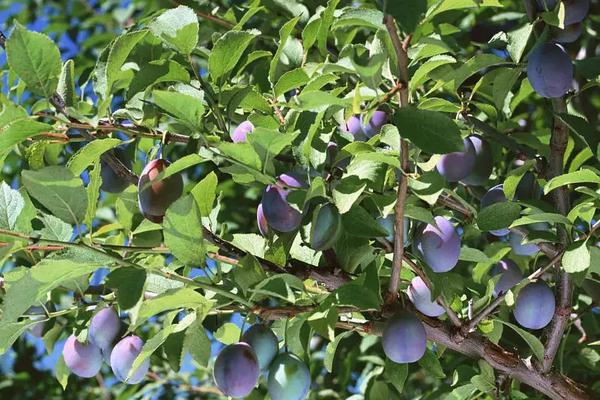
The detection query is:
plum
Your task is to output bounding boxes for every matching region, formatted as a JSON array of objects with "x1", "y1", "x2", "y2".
[
  {"x1": 25, "y1": 306, "x2": 45, "y2": 337},
  {"x1": 514, "y1": 171, "x2": 541, "y2": 201},
  {"x1": 490, "y1": 259, "x2": 523, "y2": 297},
  {"x1": 480, "y1": 184, "x2": 510, "y2": 236},
  {"x1": 407, "y1": 276, "x2": 445, "y2": 317},
  {"x1": 257, "y1": 203, "x2": 269, "y2": 236},
  {"x1": 231, "y1": 120, "x2": 254, "y2": 143},
  {"x1": 89, "y1": 307, "x2": 120, "y2": 356},
  {"x1": 137, "y1": 159, "x2": 184, "y2": 223},
  {"x1": 277, "y1": 173, "x2": 305, "y2": 190},
  {"x1": 309, "y1": 203, "x2": 342, "y2": 251},
  {"x1": 413, "y1": 216, "x2": 461, "y2": 273},
  {"x1": 508, "y1": 224, "x2": 547, "y2": 256},
  {"x1": 361, "y1": 110, "x2": 388, "y2": 138},
  {"x1": 260, "y1": 186, "x2": 302, "y2": 232},
  {"x1": 377, "y1": 215, "x2": 410, "y2": 246},
  {"x1": 63, "y1": 335, "x2": 103, "y2": 378},
  {"x1": 540, "y1": 0, "x2": 589, "y2": 25},
  {"x1": 382, "y1": 313, "x2": 427, "y2": 363},
  {"x1": 100, "y1": 148, "x2": 133, "y2": 193},
  {"x1": 513, "y1": 281, "x2": 556, "y2": 329},
  {"x1": 241, "y1": 324, "x2": 279, "y2": 370},
  {"x1": 110, "y1": 335, "x2": 150, "y2": 384},
  {"x1": 552, "y1": 23, "x2": 583, "y2": 43},
  {"x1": 527, "y1": 43, "x2": 573, "y2": 98},
  {"x1": 536, "y1": 0, "x2": 557, "y2": 10},
  {"x1": 214, "y1": 342, "x2": 260, "y2": 398},
  {"x1": 436, "y1": 137, "x2": 476, "y2": 182},
  {"x1": 461, "y1": 136, "x2": 493, "y2": 186},
  {"x1": 267, "y1": 352, "x2": 311, "y2": 400}
]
